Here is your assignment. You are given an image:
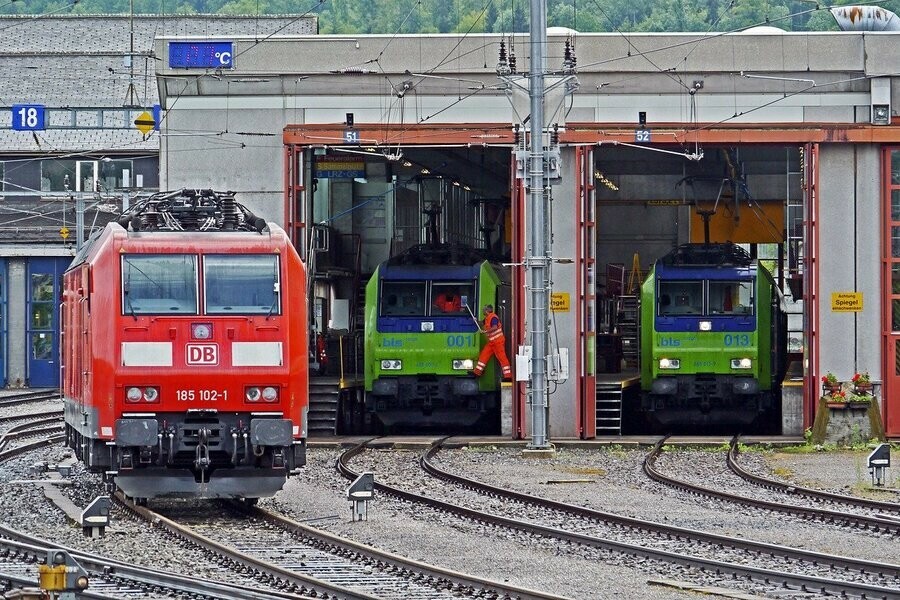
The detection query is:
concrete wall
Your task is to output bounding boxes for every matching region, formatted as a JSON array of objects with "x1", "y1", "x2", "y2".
[
  {"x1": 7, "y1": 258, "x2": 25, "y2": 387},
  {"x1": 816, "y1": 144, "x2": 882, "y2": 384}
]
